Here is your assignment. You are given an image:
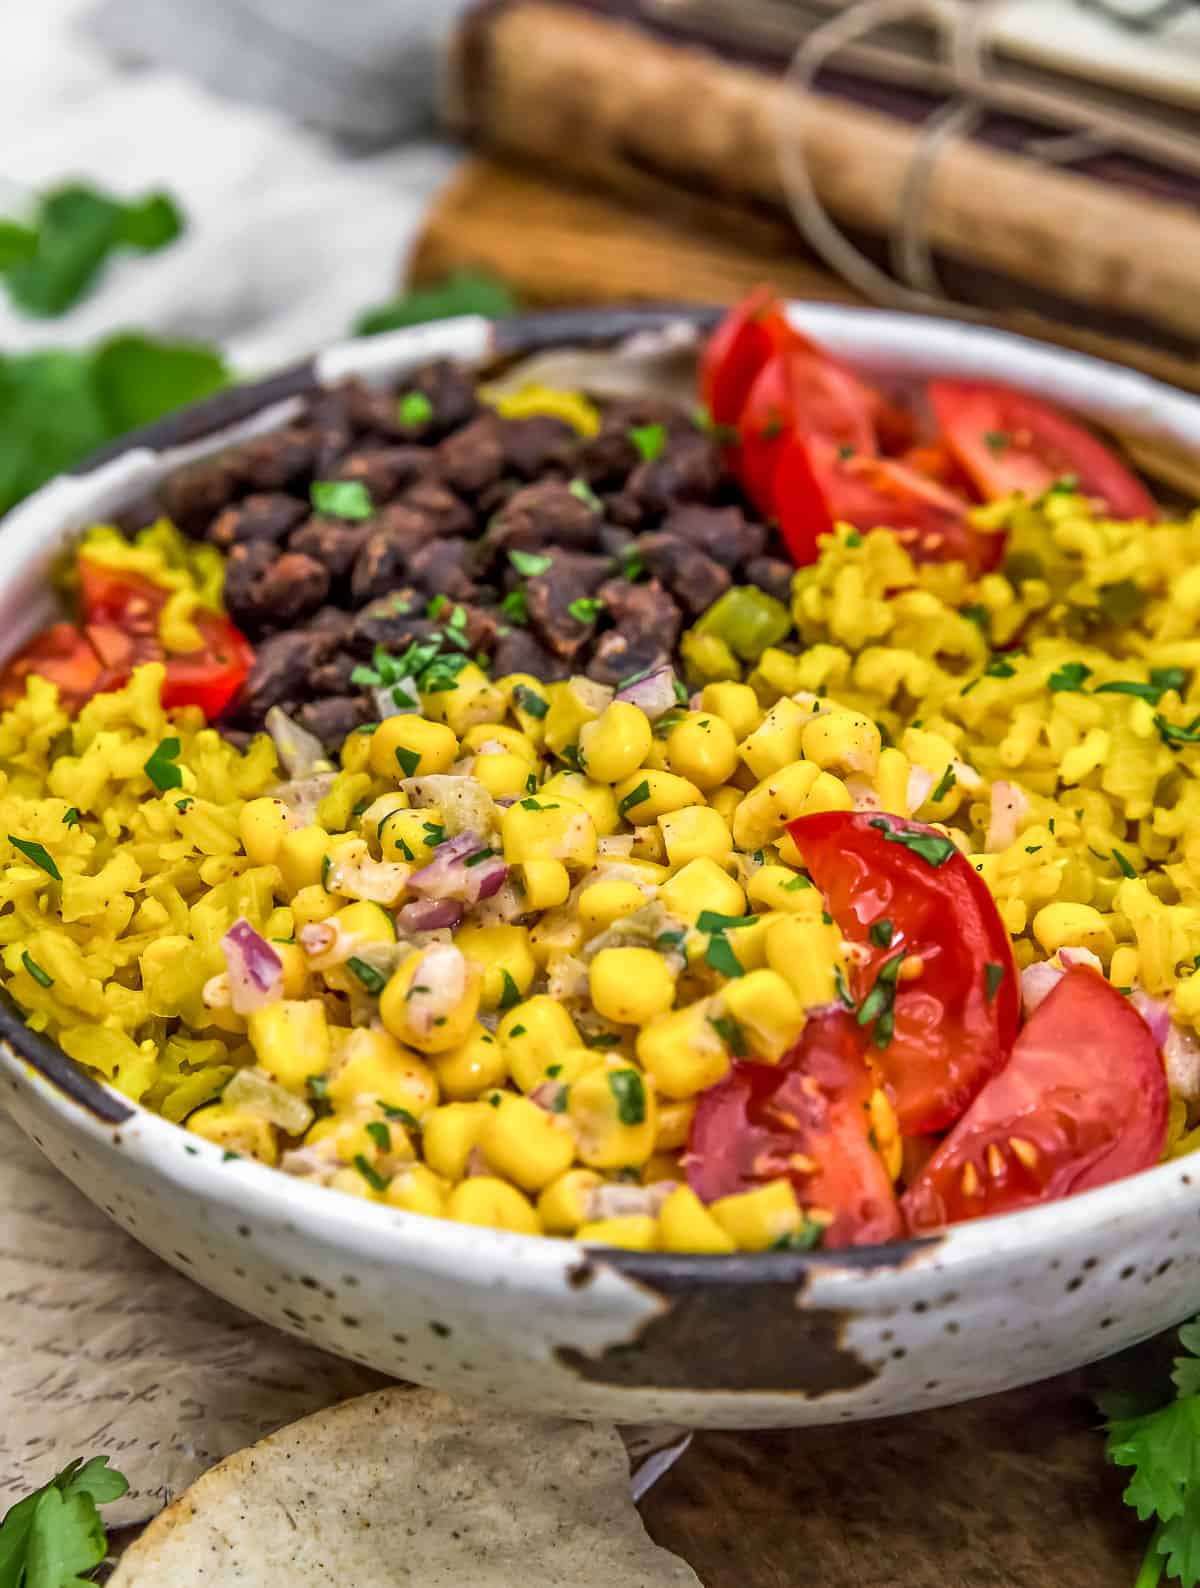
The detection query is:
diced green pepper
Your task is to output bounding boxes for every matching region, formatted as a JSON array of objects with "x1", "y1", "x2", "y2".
[{"x1": 692, "y1": 586, "x2": 792, "y2": 663}]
